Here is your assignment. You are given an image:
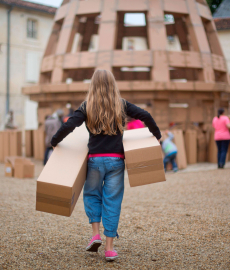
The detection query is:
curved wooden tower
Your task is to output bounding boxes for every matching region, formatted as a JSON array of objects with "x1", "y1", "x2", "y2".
[{"x1": 23, "y1": 0, "x2": 230, "y2": 129}]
